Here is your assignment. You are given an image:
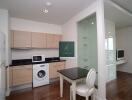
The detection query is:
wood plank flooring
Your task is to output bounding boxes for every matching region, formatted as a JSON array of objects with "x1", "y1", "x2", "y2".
[
  {"x1": 107, "y1": 71, "x2": 132, "y2": 100},
  {"x1": 7, "y1": 71, "x2": 132, "y2": 100}
]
